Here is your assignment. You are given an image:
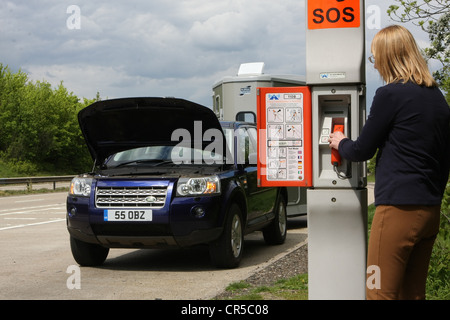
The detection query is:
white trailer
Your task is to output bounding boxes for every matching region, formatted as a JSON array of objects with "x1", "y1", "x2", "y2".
[{"x1": 212, "y1": 63, "x2": 307, "y2": 217}]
